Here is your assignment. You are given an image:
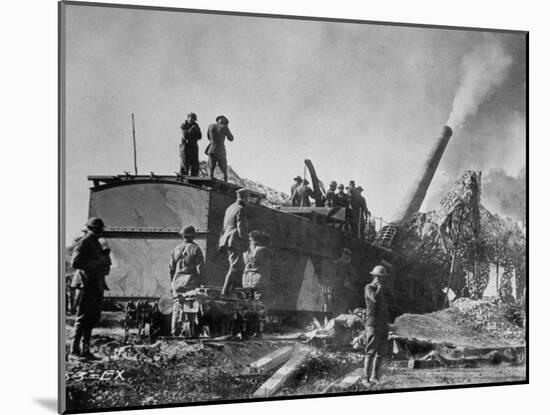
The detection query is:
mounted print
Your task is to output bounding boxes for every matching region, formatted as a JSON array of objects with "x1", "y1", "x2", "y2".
[{"x1": 59, "y1": 1, "x2": 528, "y2": 413}]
